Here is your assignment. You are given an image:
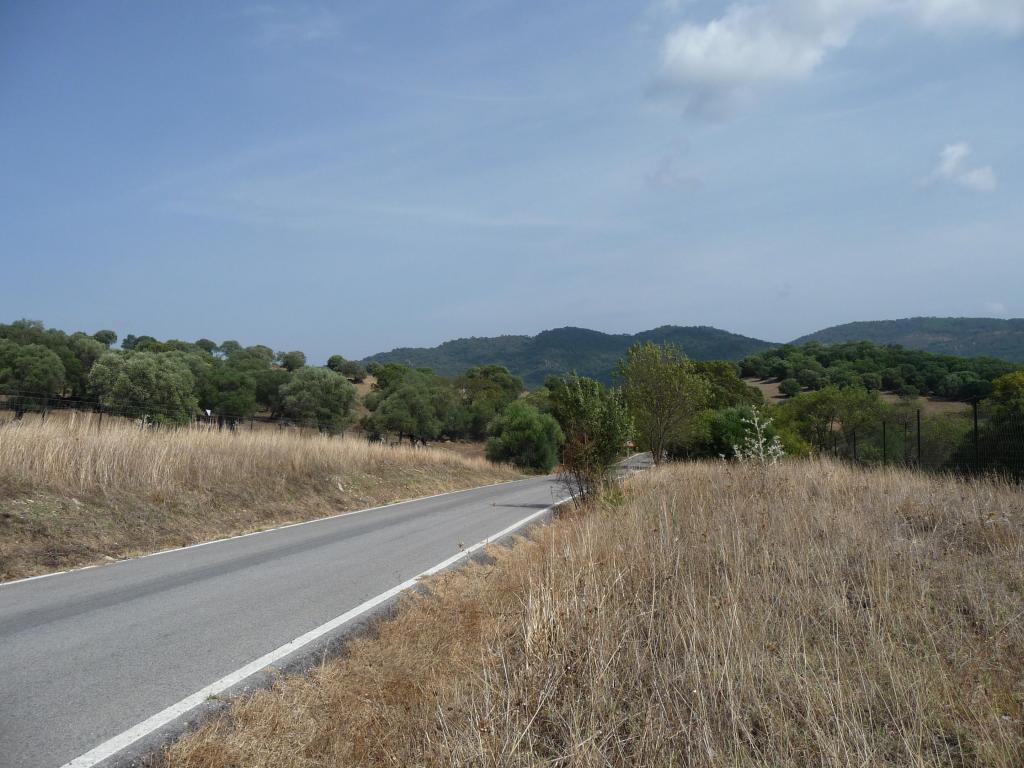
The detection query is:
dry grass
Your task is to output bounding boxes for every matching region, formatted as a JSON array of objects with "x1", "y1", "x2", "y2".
[
  {"x1": 0, "y1": 415, "x2": 518, "y2": 581},
  {"x1": 163, "y1": 459, "x2": 1023, "y2": 767}
]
